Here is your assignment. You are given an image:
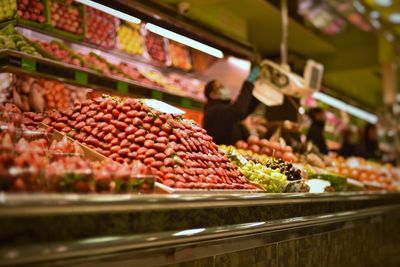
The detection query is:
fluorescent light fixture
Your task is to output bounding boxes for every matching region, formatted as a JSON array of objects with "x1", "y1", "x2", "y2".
[
  {"x1": 389, "y1": 12, "x2": 400, "y2": 23},
  {"x1": 353, "y1": 1, "x2": 366, "y2": 13},
  {"x1": 227, "y1": 56, "x2": 251, "y2": 71},
  {"x1": 373, "y1": 0, "x2": 392, "y2": 7},
  {"x1": 145, "y1": 23, "x2": 223, "y2": 58},
  {"x1": 75, "y1": 0, "x2": 141, "y2": 24},
  {"x1": 369, "y1": 11, "x2": 380, "y2": 19},
  {"x1": 313, "y1": 92, "x2": 378, "y2": 124}
]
